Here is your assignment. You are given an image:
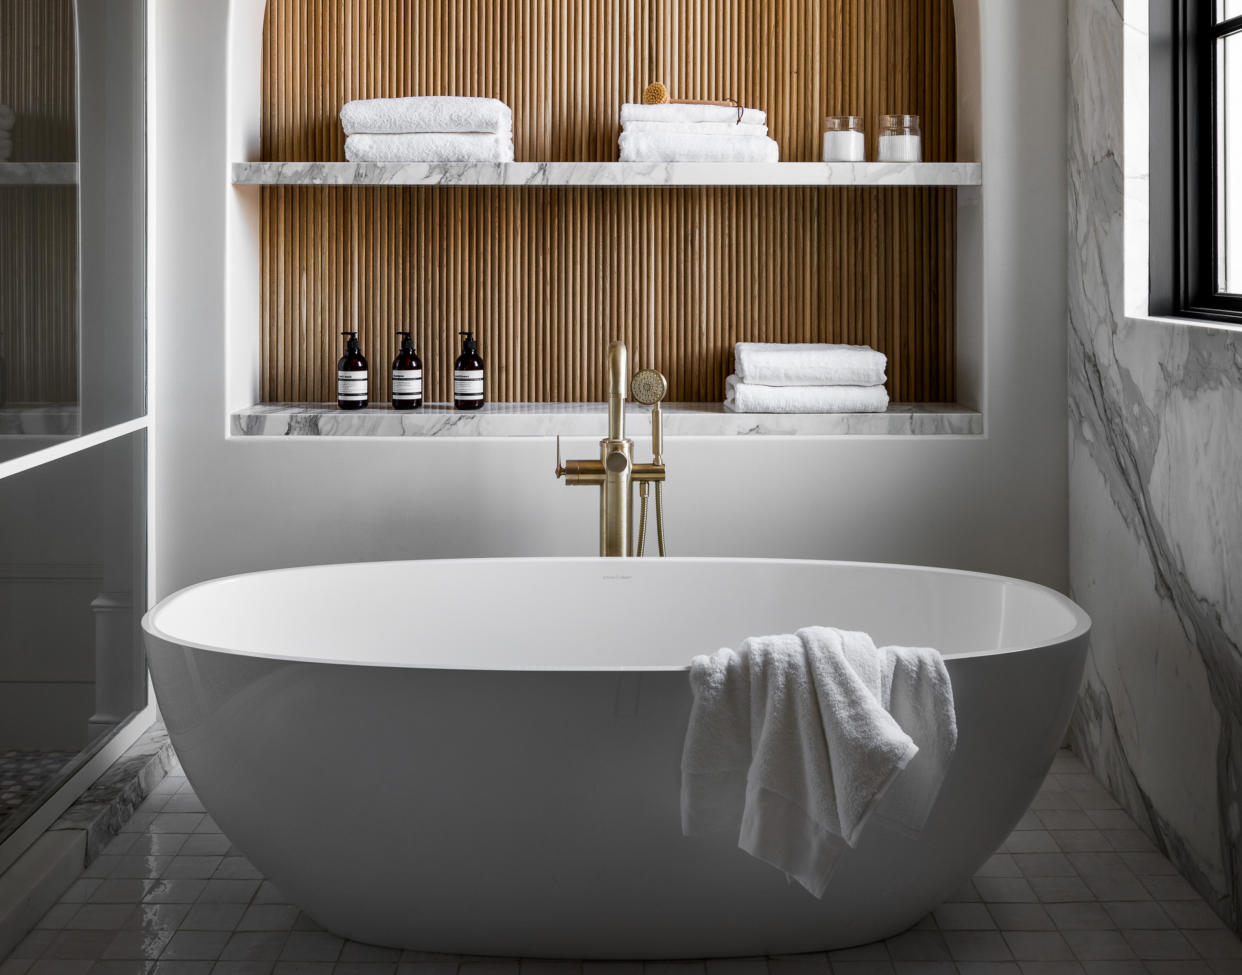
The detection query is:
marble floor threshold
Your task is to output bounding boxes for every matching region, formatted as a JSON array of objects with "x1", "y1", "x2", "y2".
[{"x1": 2, "y1": 749, "x2": 1241, "y2": 975}]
